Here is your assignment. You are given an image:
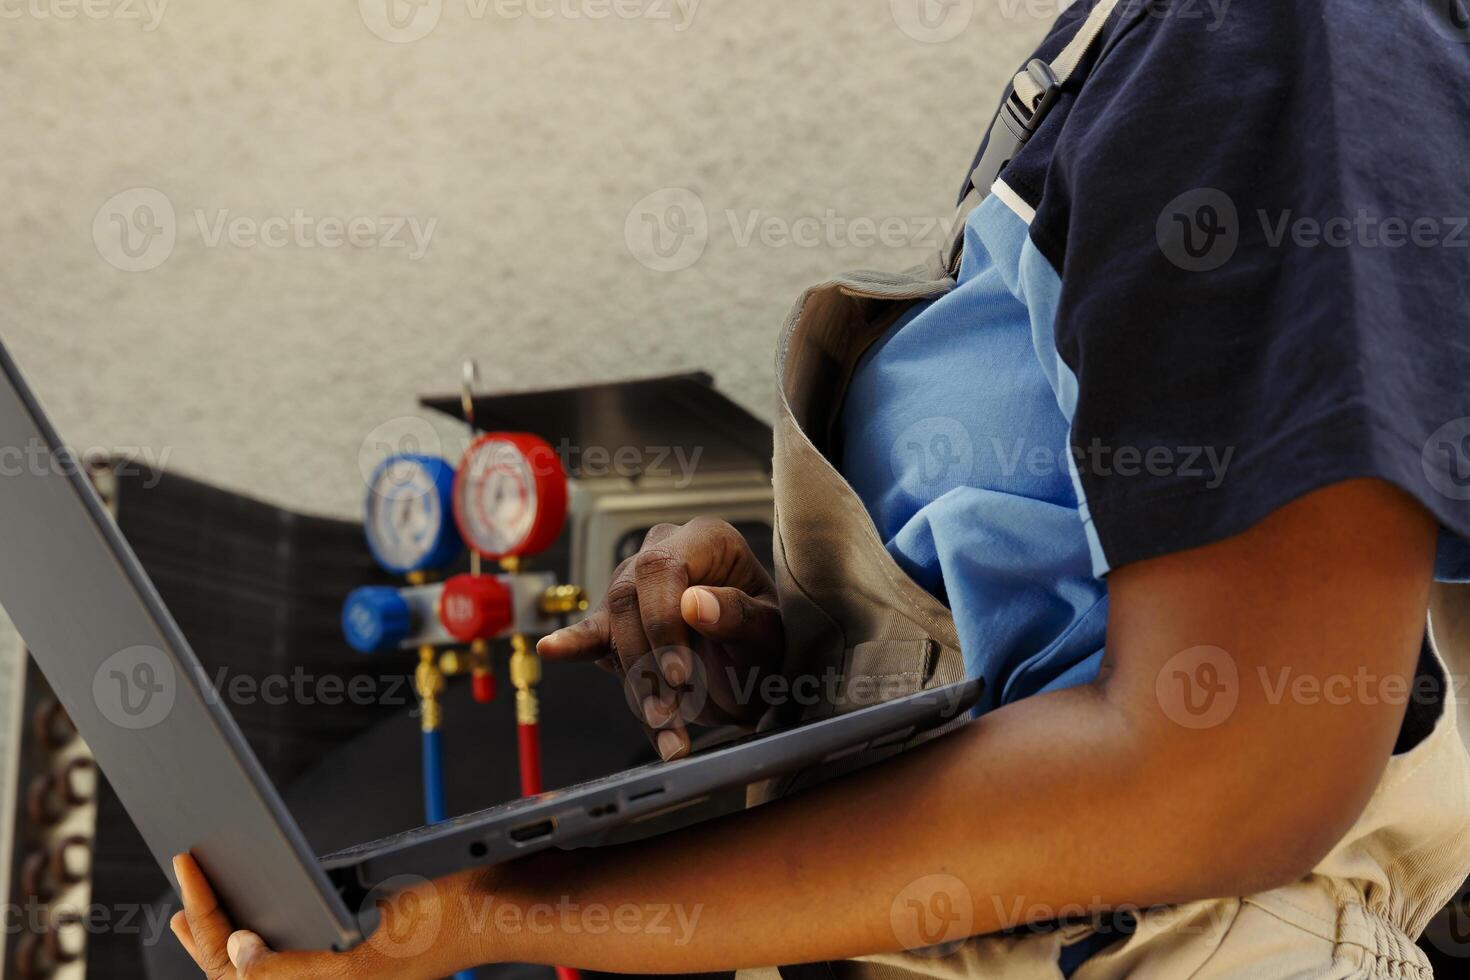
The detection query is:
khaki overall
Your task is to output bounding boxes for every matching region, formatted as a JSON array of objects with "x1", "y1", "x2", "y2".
[{"x1": 736, "y1": 8, "x2": 1470, "y2": 970}]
